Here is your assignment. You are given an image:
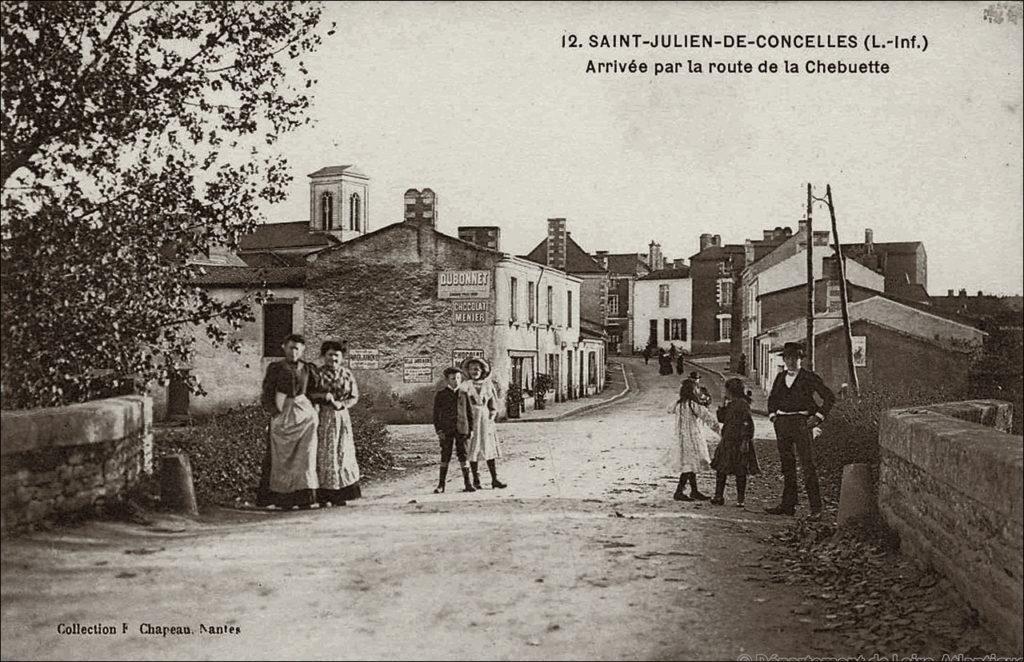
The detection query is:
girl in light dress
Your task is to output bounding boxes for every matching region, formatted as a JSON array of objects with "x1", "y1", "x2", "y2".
[
  {"x1": 667, "y1": 378, "x2": 721, "y2": 501},
  {"x1": 460, "y1": 357, "x2": 507, "y2": 490}
]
